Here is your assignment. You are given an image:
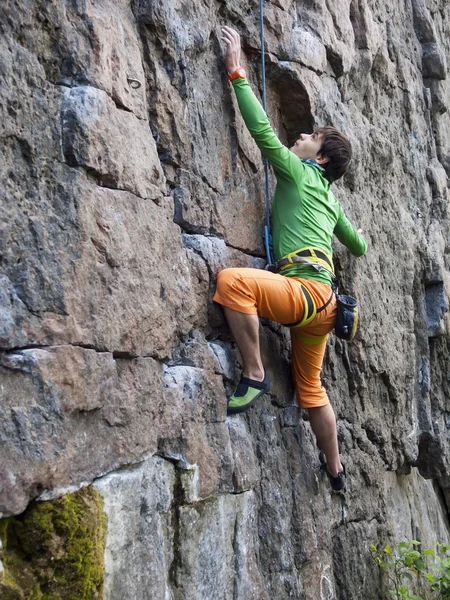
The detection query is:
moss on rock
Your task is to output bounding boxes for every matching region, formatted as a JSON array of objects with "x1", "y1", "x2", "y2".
[{"x1": 0, "y1": 486, "x2": 107, "y2": 599}]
